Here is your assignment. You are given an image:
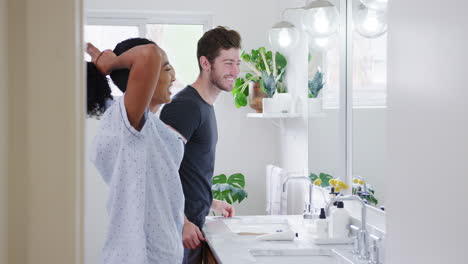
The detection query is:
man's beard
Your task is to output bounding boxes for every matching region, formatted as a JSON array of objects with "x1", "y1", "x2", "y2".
[{"x1": 209, "y1": 66, "x2": 232, "y2": 92}]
